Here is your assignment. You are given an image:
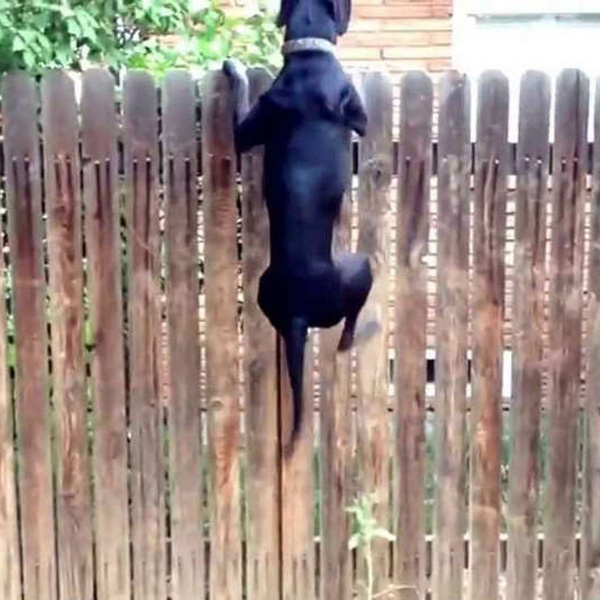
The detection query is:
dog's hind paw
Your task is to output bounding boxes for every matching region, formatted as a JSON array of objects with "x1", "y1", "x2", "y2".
[{"x1": 337, "y1": 318, "x2": 381, "y2": 353}]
